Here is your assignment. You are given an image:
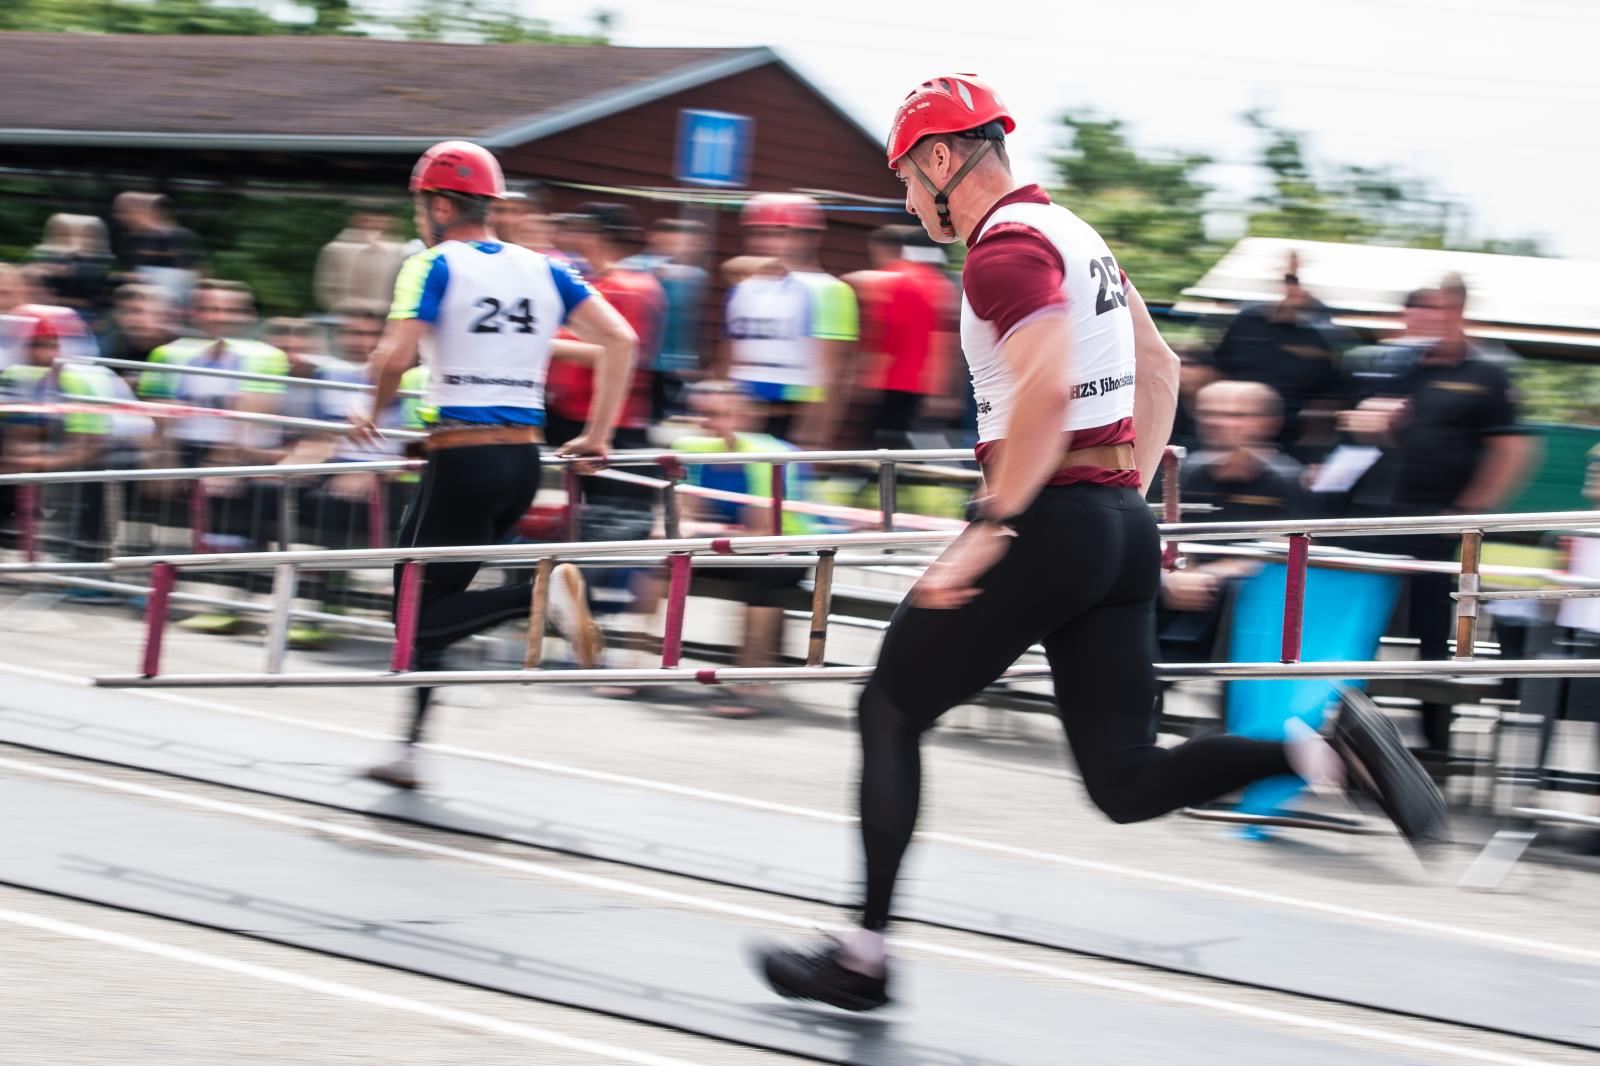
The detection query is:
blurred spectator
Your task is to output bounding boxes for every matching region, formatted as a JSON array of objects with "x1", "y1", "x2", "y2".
[
  {"x1": 1337, "y1": 280, "x2": 1536, "y2": 756},
  {"x1": 546, "y1": 203, "x2": 666, "y2": 659},
  {"x1": 0, "y1": 263, "x2": 28, "y2": 366},
  {"x1": 1210, "y1": 250, "x2": 1347, "y2": 462},
  {"x1": 550, "y1": 212, "x2": 596, "y2": 277},
  {"x1": 0, "y1": 306, "x2": 133, "y2": 470},
  {"x1": 1159, "y1": 380, "x2": 1301, "y2": 660},
  {"x1": 313, "y1": 206, "x2": 407, "y2": 312},
  {"x1": 0, "y1": 263, "x2": 23, "y2": 313},
  {"x1": 137, "y1": 278, "x2": 289, "y2": 470},
  {"x1": 845, "y1": 224, "x2": 957, "y2": 448},
  {"x1": 114, "y1": 193, "x2": 202, "y2": 304},
  {"x1": 27, "y1": 214, "x2": 116, "y2": 319},
  {"x1": 719, "y1": 193, "x2": 858, "y2": 448},
  {"x1": 138, "y1": 279, "x2": 290, "y2": 632},
  {"x1": 1169, "y1": 345, "x2": 1220, "y2": 455},
  {"x1": 5, "y1": 290, "x2": 99, "y2": 363},
  {"x1": 261, "y1": 300, "x2": 403, "y2": 649},
  {"x1": 673, "y1": 382, "x2": 821, "y2": 716},
  {"x1": 623, "y1": 217, "x2": 709, "y2": 422},
  {"x1": 303, "y1": 299, "x2": 400, "y2": 464},
  {"x1": 99, "y1": 284, "x2": 179, "y2": 369},
  {"x1": 262, "y1": 316, "x2": 331, "y2": 425},
  {"x1": 545, "y1": 203, "x2": 663, "y2": 451},
  {"x1": 490, "y1": 184, "x2": 559, "y2": 255},
  {"x1": 1, "y1": 306, "x2": 148, "y2": 562}
]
